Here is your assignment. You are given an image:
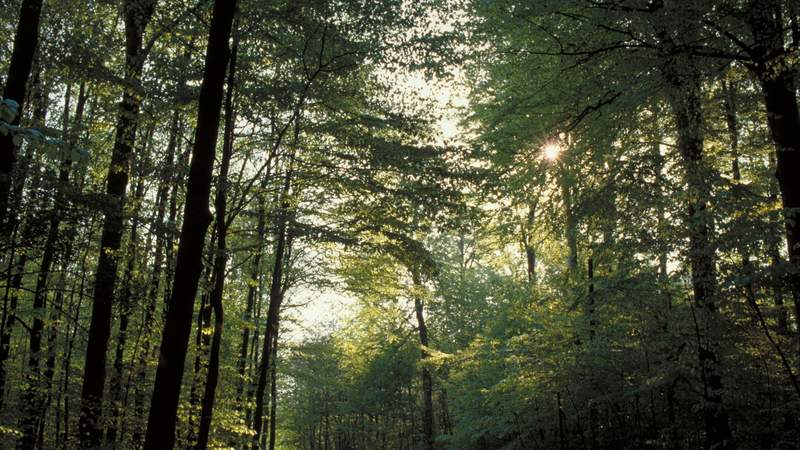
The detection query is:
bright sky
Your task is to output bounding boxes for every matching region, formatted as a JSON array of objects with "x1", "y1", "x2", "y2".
[{"x1": 285, "y1": 72, "x2": 468, "y2": 342}]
